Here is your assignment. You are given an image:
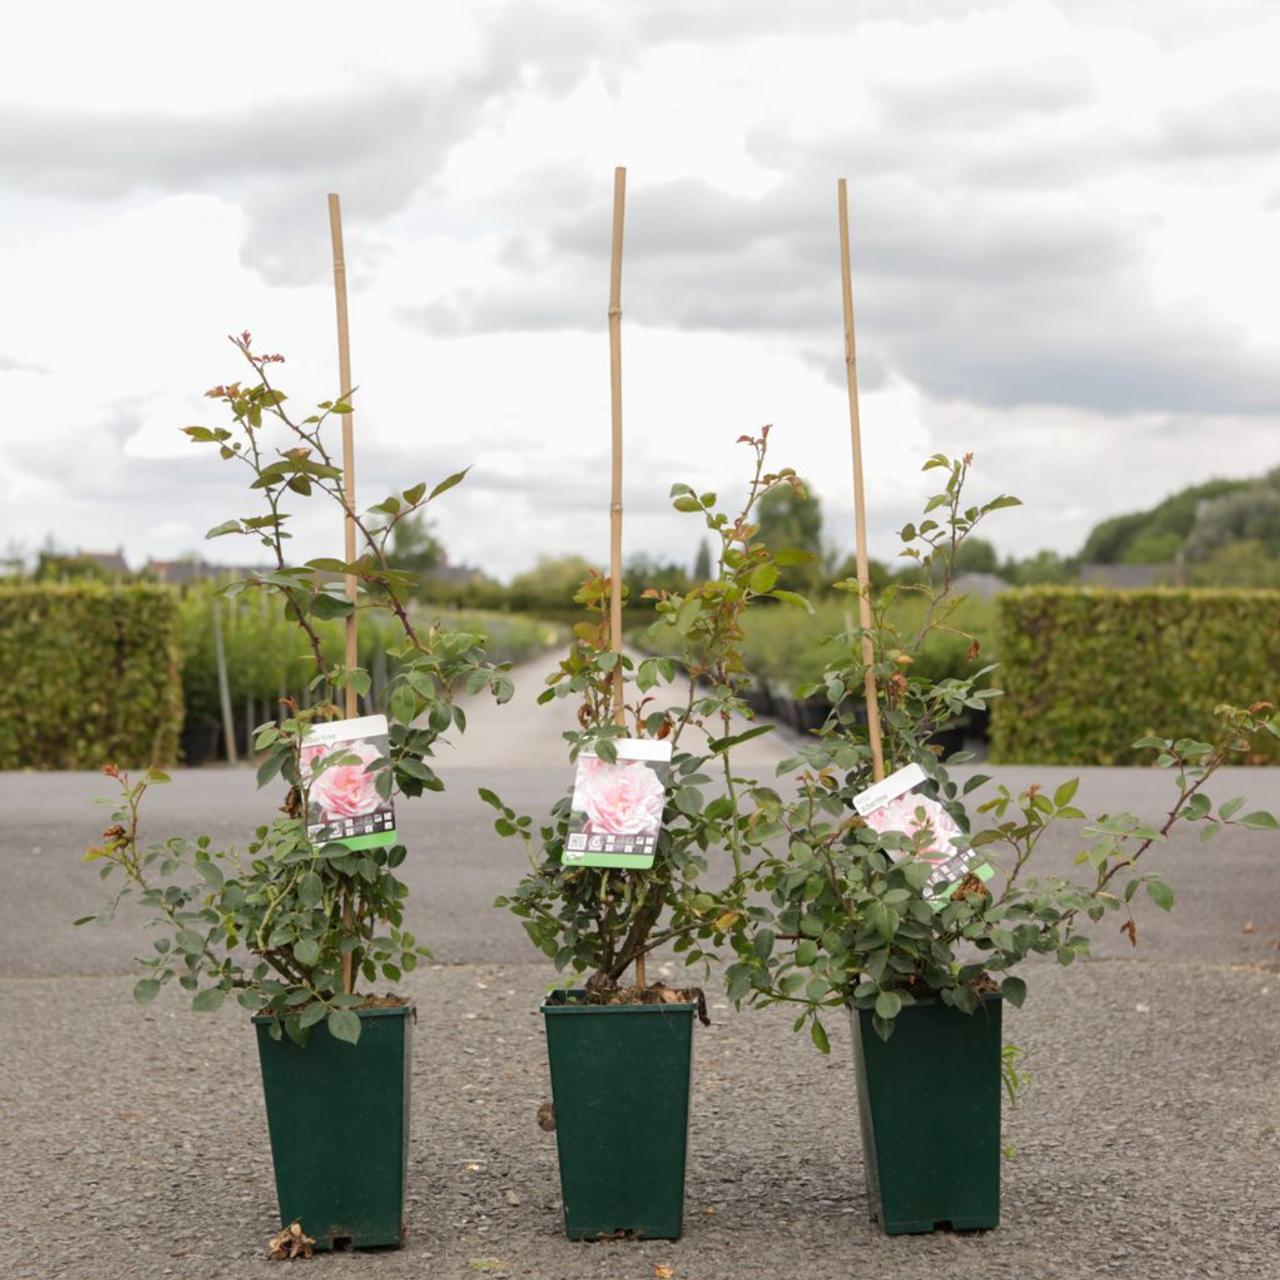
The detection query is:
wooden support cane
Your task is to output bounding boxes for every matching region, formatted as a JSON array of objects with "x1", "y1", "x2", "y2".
[
  {"x1": 837, "y1": 180, "x2": 886, "y2": 783},
  {"x1": 606, "y1": 168, "x2": 647, "y2": 989},
  {"x1": 607, "y1": 167, "x2": 627, "y2": 731},
  {"x1": 328, "y1": 193, "x2": 359, "y2": 992},
  {"x1": 327, "y1": 194, "x2": 360, "y2": 721}
]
